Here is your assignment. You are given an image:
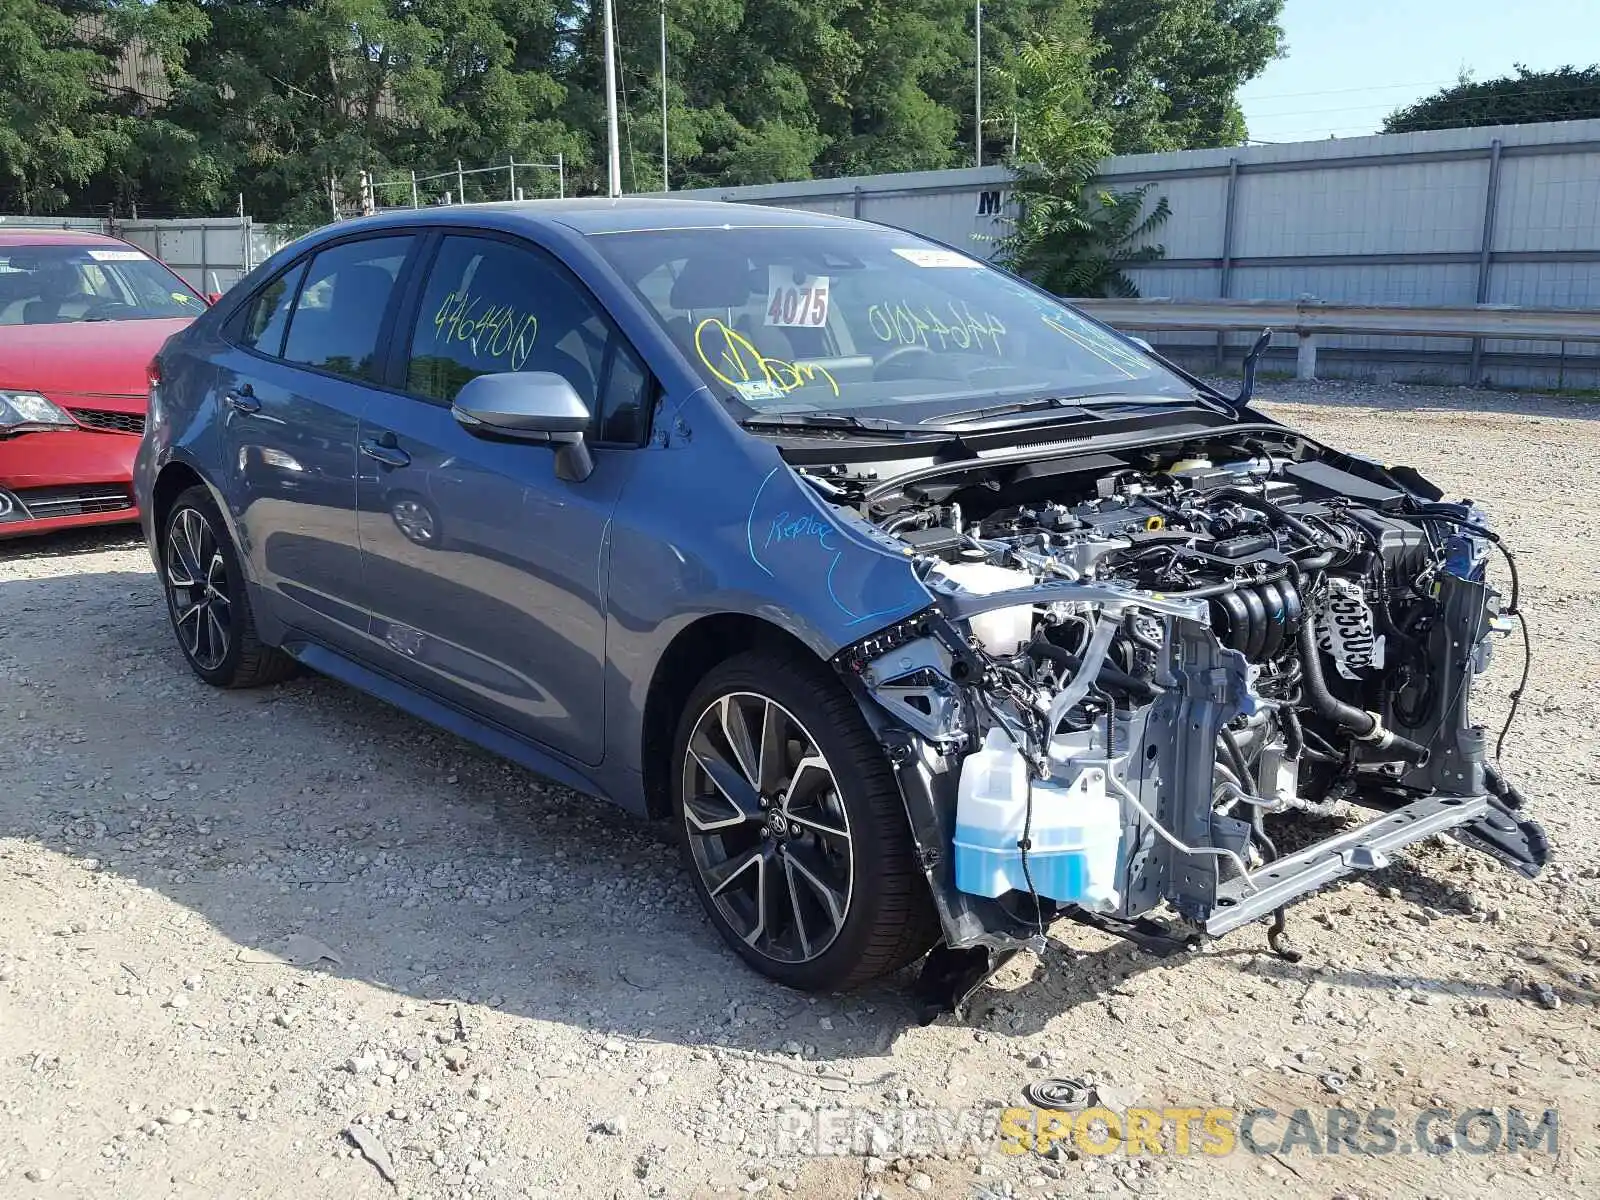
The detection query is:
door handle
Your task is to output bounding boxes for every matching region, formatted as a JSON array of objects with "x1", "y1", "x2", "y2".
[
  {"x1": 223, "y1": 384, "x2": 260, "y2": 415},
  {"x1": 360, "y1": 433, "x2": 411, "y2": 469}
]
